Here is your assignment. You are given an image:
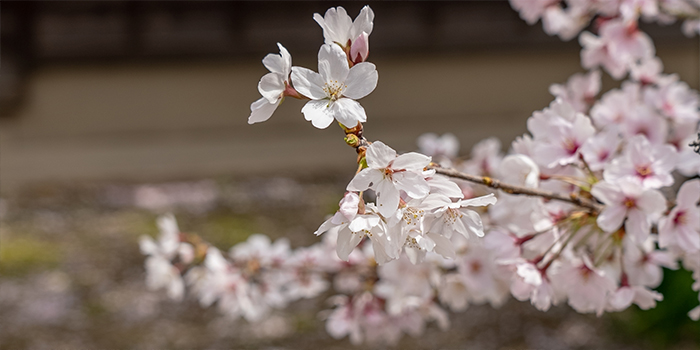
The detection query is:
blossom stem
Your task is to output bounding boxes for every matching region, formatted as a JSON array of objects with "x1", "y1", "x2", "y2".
[{"x1": 430, "y1": 166, "x2": 603, "y2": 212}]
